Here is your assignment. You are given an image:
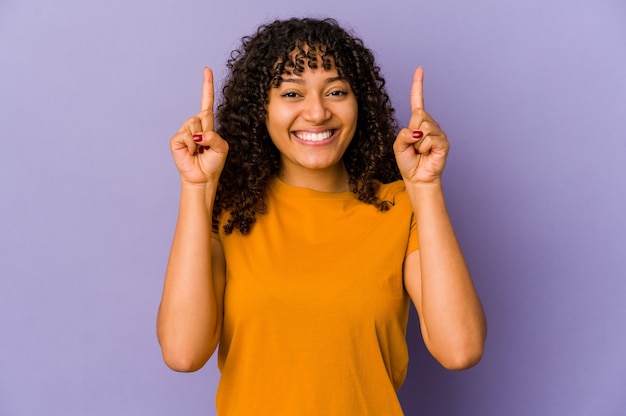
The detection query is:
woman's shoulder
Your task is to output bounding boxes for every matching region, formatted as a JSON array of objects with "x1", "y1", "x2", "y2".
[
  {"x1": 376, "y1": 179, "x2": 407, "y2": 201},
  {"x1": 371, "y1": 179, "x2": 411, "y2": 213}
]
